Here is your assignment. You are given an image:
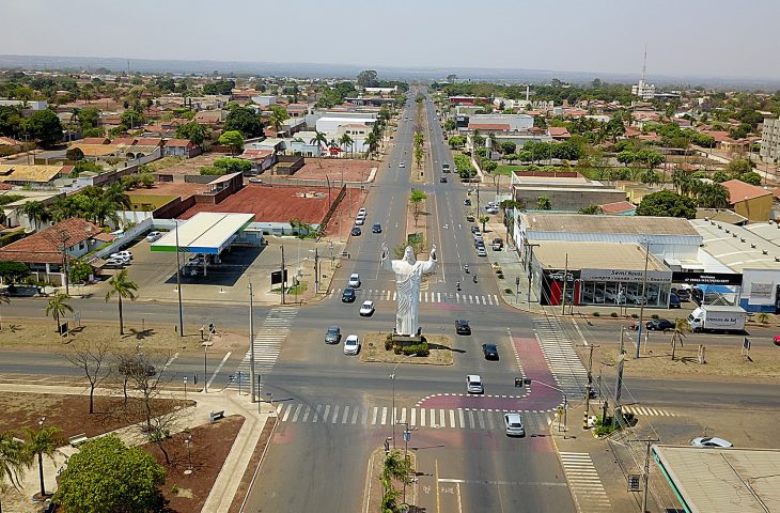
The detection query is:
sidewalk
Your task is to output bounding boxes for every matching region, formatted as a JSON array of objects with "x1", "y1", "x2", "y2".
[
  {"x1": 0, "y1": 384, "x2": 273, "y2": 513},
  {"x1": 483, "y1": 218, "x2": 541, "y2": 314}
]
